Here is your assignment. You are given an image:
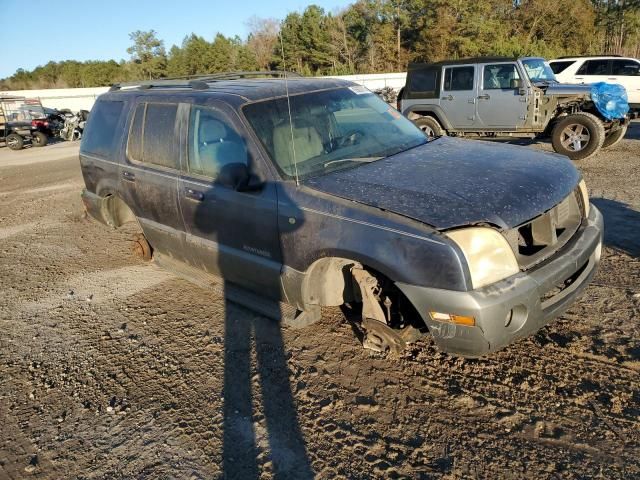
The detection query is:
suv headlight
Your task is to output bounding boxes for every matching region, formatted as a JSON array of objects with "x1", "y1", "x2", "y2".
[
  {"x1": 447, "y1": 227, "x2": 519, "y2": 289},
  {"x1": 578, "y1": 179, "x2": 590, "y2": 218}
]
